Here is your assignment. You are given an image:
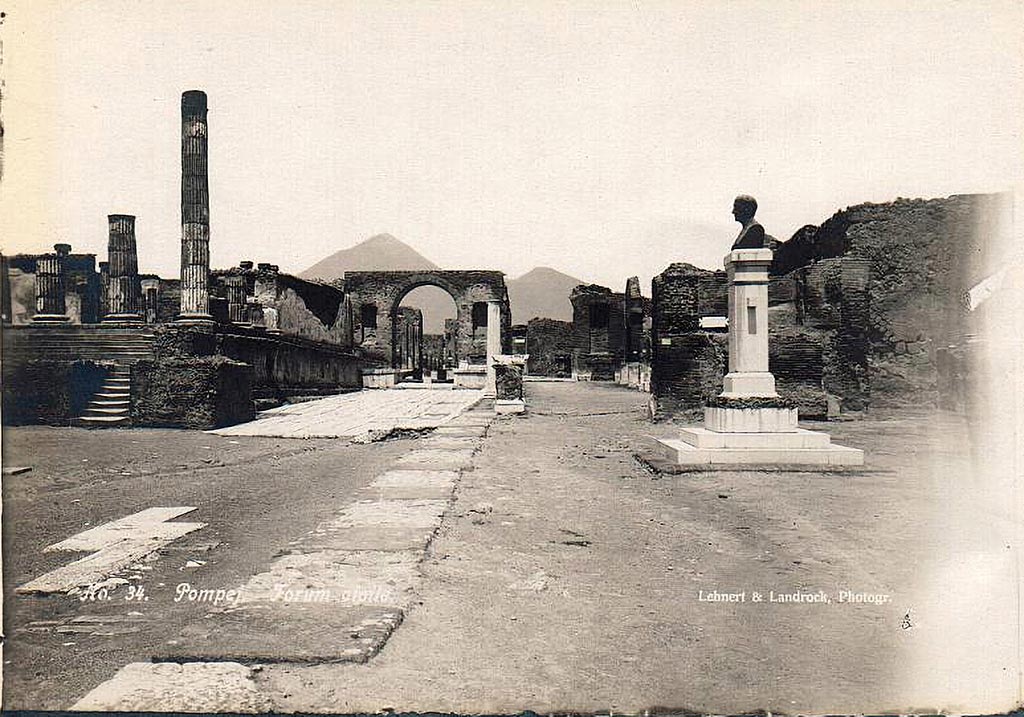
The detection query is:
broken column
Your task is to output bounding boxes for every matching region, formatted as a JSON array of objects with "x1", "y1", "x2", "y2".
[
  {"x1": 653, "y1": 248, "x2": 863, "y2": 468},
  {"x1": 103, "y1": 214, "x2": 142, "y2": 322},
  {"x1": 177, "y1": 90, "x2": 213, "y2": 323},
  {"x1": 224, "y1": 274, "x2": 247, "y2": 324},
  {"x1": 32, "y1": 244, "x2": 70, "y2": 323}
]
